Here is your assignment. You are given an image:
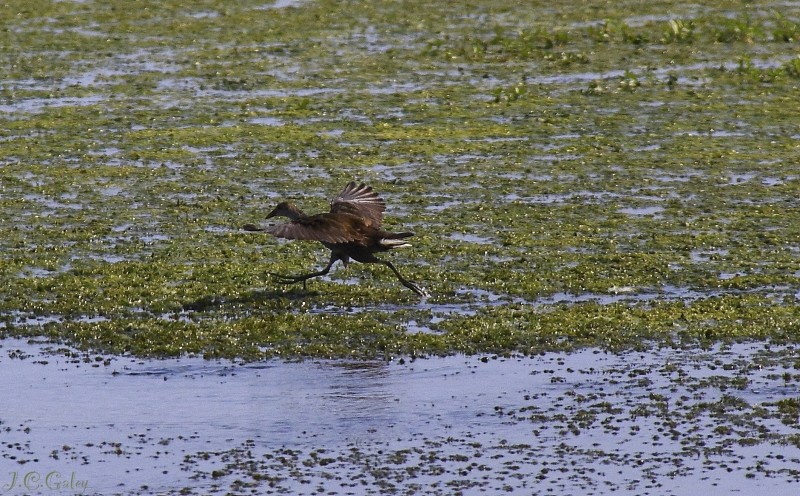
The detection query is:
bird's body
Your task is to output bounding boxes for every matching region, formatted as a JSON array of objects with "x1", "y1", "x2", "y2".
[{"x1": 245, "y1": 182, "x2": 427, "y2": 297}]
